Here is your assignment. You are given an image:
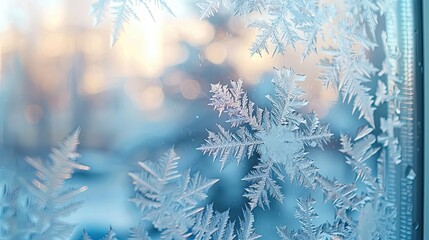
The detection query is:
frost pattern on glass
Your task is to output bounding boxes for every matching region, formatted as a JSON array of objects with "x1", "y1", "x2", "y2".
[
  {"x1": 198, "y1": 67, "x2": 398, "y2": 239},
  {"x1": 91, "y1": 0, "x2": 174, "y2": 46},
  {"x1": 192, "y1": 204, "x2": 236, "y2": 240},
  {"x1": 277, "y1": 197, "x2": 331, "y2": 240},
  {"x1": 0, "y1": 180, "x2": 34, "y2": 239},
  {"x1": 83, "y1": 227, "x2": 119, "y2": 240},
  {"x1": 198, "y1": 0, "x2": 334, "y2": 59},
  {"x1": 128, "y1": 148, "x2": 259, "y2": 240},
  {"x1": 198, "y1": 0, "x2": 383, "y2": 126},
  {"x1": 129, "y1": 148, "x2": 217, "y2": 239},
  {"x1": 0, "y1": 0, "x2": 416, "y2": 238},
  {"x1": 197, "y1": 0, "x2": 415, "y2": 238},
  {"x1": 236, "y1": 207, "x2": 261, "y2": 240},
  {"x1": 0, "y1": 130, "x2": 89, "y2": 239},
  {"x1": 198, "y1": 68, "x2": 332, "y2": 210}
]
